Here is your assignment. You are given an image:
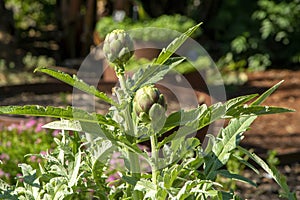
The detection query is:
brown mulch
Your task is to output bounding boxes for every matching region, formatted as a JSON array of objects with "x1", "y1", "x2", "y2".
[
  {"x1": 233, "y1": 69, "x2": 300, "y2": 157},
  {"x1": 231, "y1": 69, "x2": 300, "y2": 199},
  {"x1": 1, "y1": 69, "x2": 300, "y2": 199}
]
